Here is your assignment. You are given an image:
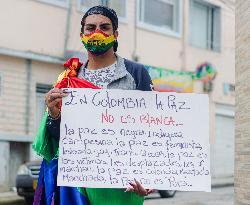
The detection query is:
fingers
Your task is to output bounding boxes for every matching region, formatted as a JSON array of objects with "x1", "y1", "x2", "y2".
[
  {"x1": 46, "y1": 89, "x2": 68, "y2": 104},
  {"x1": 134, "y1": 179, "x2": 148, "y2": 196},
  {"x1": 48, "y1": 98, "x2": 62, "y2": 108},
  {"x1": 45, "y1": 88, "x2": 68, "y2": 118},
  {"x1": 146, "y1": 189, "x2": 155, "y2": 195},
  {"x1": 129, "y1": 182, "x2": 139, "y2": 194},
  {"x1": 125, "y1": 179, "x2": 155, "y2": 196},
  {"x1": 124, "y1": 186, "x2": 134, "y2": 193}
]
